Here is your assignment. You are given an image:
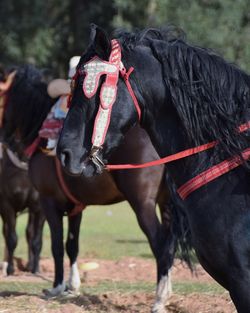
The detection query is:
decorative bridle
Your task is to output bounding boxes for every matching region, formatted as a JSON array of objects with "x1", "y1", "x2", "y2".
[
  {"x1": 71, "y1": 40, "x2": 250, "y2": 200},
  {"x1": 78, "y1": 39, "x2": 141, "y2": 171}
]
